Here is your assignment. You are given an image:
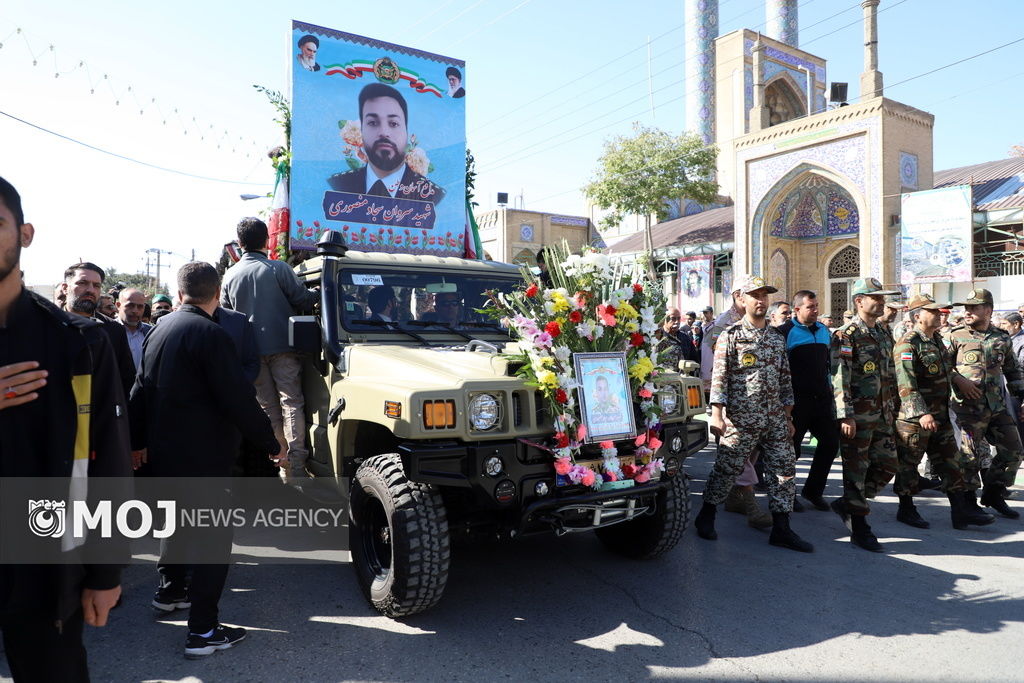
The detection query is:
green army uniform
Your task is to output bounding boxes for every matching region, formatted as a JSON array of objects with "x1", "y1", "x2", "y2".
[
  {"x1": 891, "y1": 293, "x2": 995, "y2": 530},
  {"x1": 949, "y1": 289, "x2": 1024, "y2": 516},
  {"x1": 831, "y1": 279, "x2": 901, "y2": 519}
]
